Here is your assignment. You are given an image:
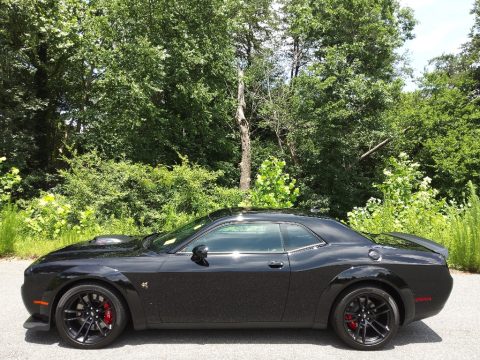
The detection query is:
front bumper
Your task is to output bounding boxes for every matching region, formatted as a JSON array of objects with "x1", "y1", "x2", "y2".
[
  {"x1": 23, "y1": 315, "x2": 50, "y2": 331},
  {"x1": 22, "y1": 266, "x2": 57, "y2": 328}
]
